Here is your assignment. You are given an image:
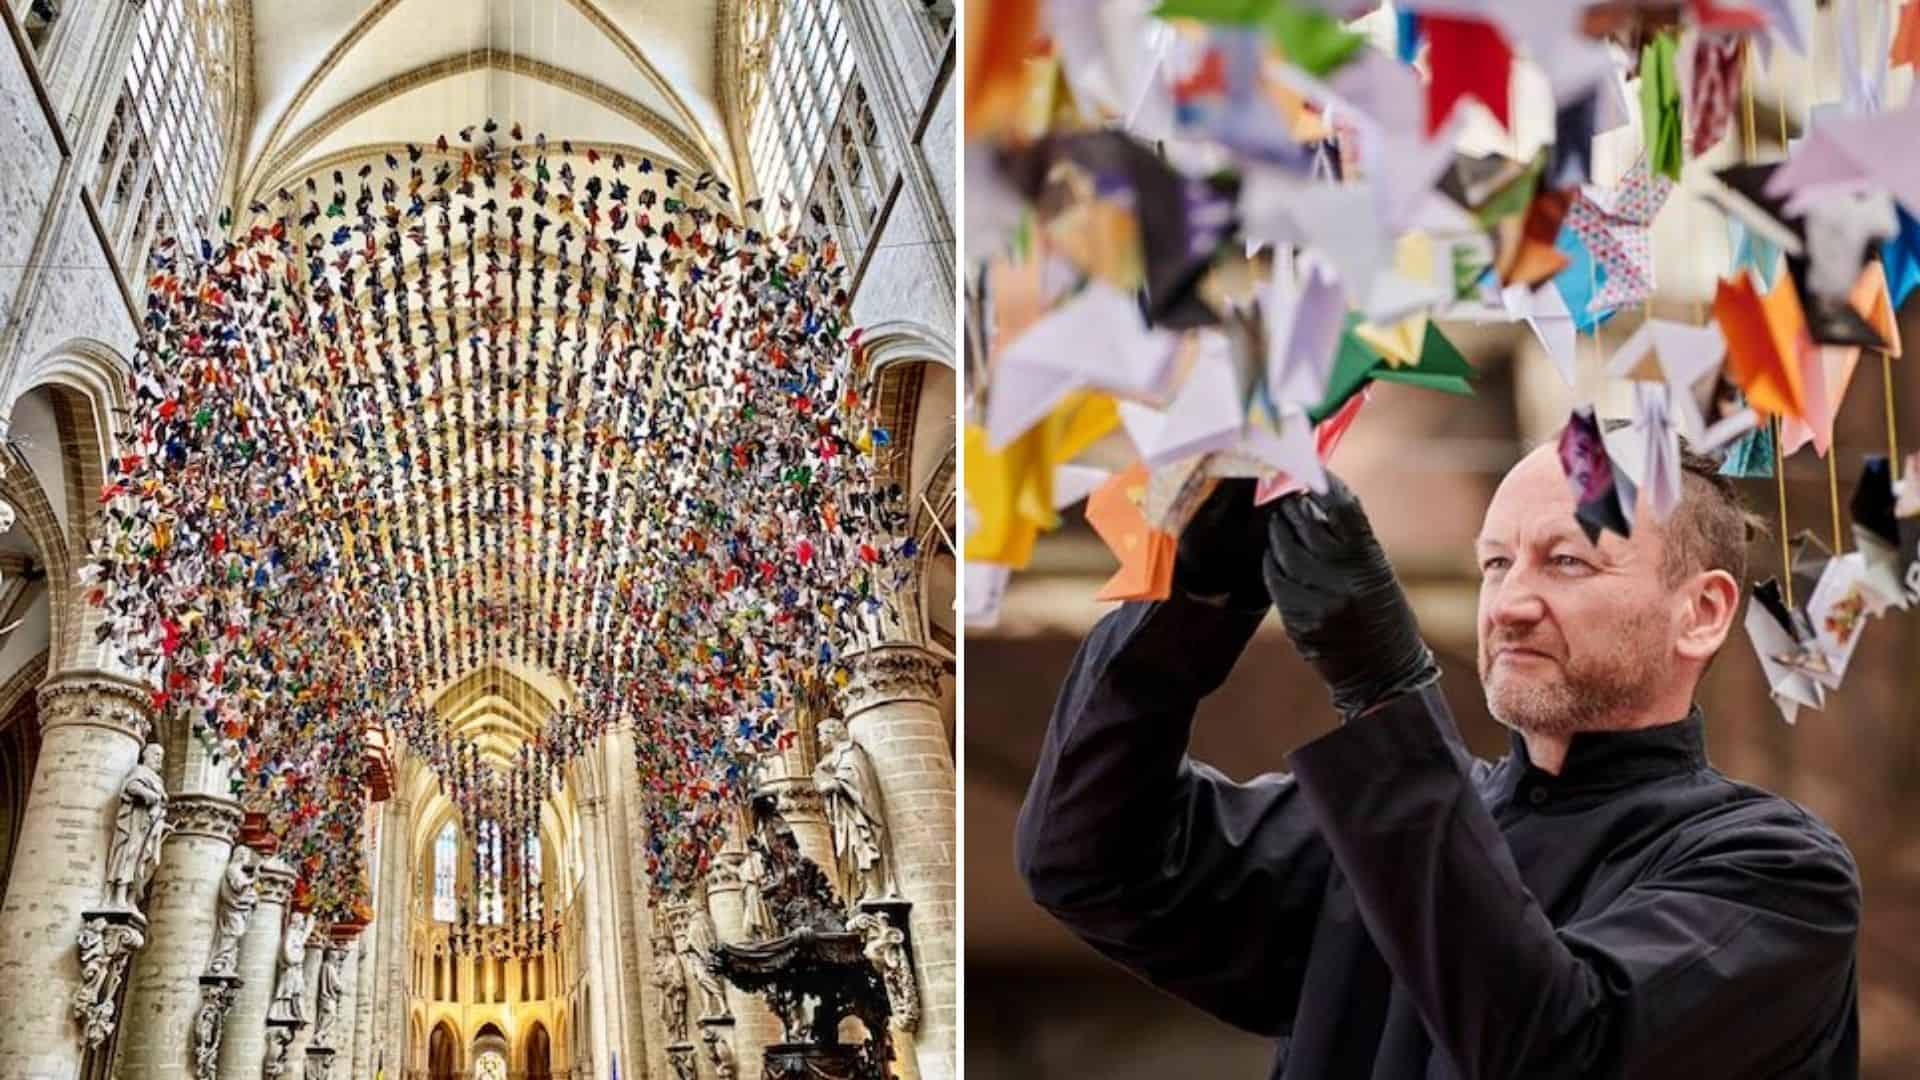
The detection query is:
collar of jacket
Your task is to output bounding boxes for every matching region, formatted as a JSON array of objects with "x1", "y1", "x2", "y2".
[{"x1": 1498, "y1": 705, "x2": 1710, "y2": 805}]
